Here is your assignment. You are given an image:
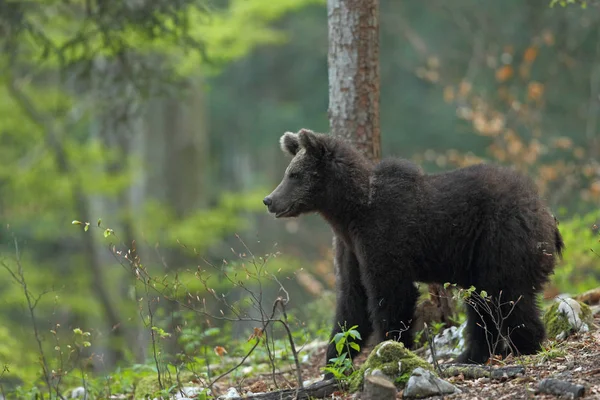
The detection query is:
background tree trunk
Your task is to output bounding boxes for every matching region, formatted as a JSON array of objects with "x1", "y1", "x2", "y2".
[
  {"x1": 327, "y1": 0, "x2": 381, "y2": 161},
  {"x1": 327, "y1": 0, "x2": 455, "y2": 342}
]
